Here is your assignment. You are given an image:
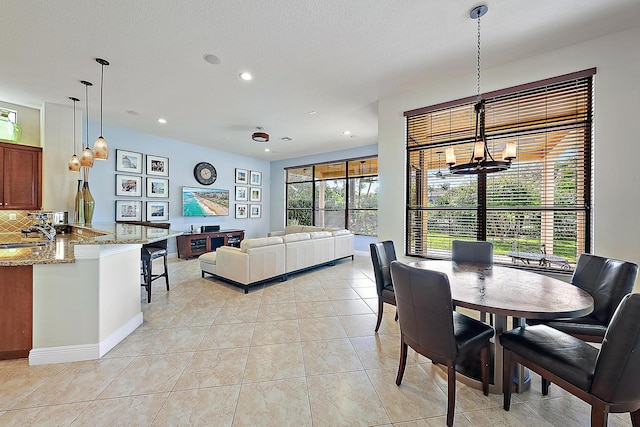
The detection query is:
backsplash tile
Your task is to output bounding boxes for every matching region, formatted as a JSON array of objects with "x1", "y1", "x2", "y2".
[{"x1": 0, "y1": 211, "x2": 38, "y2": 232}]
